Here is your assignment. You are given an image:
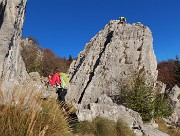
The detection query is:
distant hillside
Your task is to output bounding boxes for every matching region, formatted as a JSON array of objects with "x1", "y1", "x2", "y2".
[{"x1": 21, "y1": 37, "x2": 74, "y2": 77}]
